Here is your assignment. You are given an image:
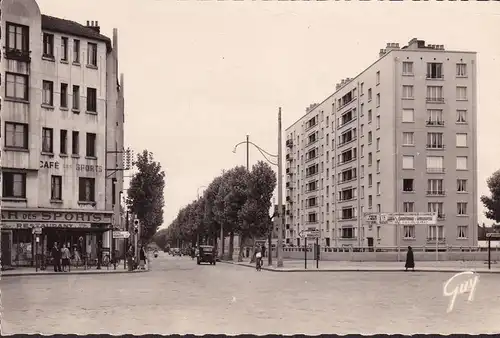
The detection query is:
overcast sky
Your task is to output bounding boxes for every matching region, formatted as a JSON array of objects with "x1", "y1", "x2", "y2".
[{"x1": 37, "y1": 0, "x2": 500, "y2": 227}]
